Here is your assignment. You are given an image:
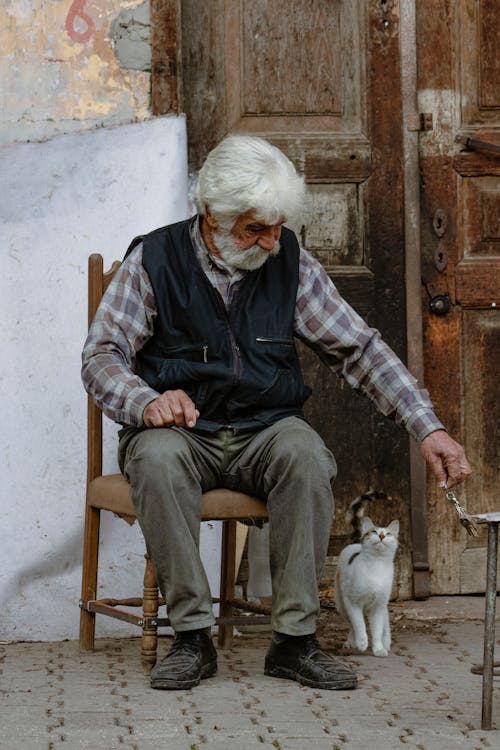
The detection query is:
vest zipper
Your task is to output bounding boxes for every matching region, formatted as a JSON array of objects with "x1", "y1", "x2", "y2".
[
  {"x1": 194, "y1": 265, "x2": 246, "y2": 386},
  {"x1": 201, "y1": 279, "x2": 242, "y2": 384},
  {"x1": 229, "y1": 330, "x2": 242, "y2": 384},
  {"x1": 256, "y1": 337, "x2": 293, "y2": 345}
]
